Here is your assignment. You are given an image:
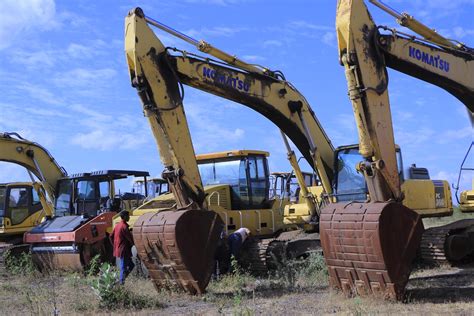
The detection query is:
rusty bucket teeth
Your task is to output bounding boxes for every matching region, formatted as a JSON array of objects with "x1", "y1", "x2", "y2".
[
  {"x1": 320, "y1": 202, "x2": 424, "y2": 300},
  {"x1": 133, "y1": 209, "x2": 223, "y2": 294}
]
